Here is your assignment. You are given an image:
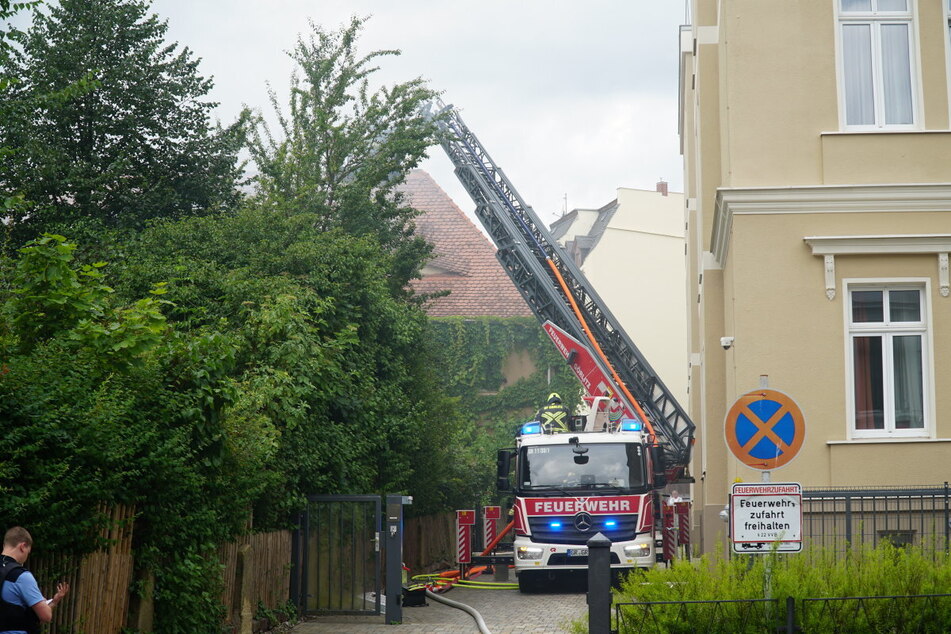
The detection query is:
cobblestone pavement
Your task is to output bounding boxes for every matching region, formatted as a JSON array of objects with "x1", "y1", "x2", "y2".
[{"x1": 291, "y1": 583, "x2": 588, "y2": 633}]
